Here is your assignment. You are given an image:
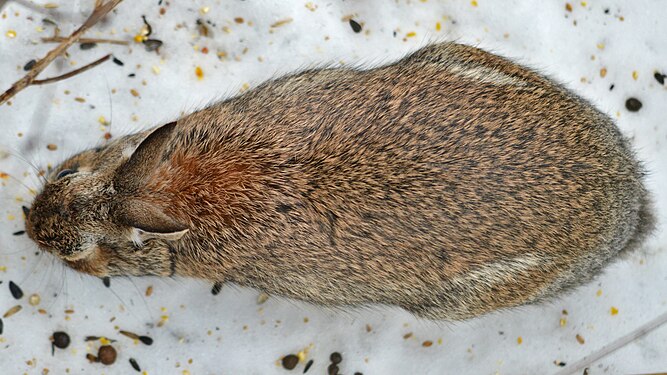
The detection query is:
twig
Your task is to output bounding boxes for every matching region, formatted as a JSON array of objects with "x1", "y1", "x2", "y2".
[
  {"x1": 0, "y1": 0, "x2": 123, "y2": 106},
  {"x1": 41, "y1": 36, "x2": 129, "y2": 46},
  {"x1": 32, "y1": 54, "x2": 111, "y2": 85}
]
